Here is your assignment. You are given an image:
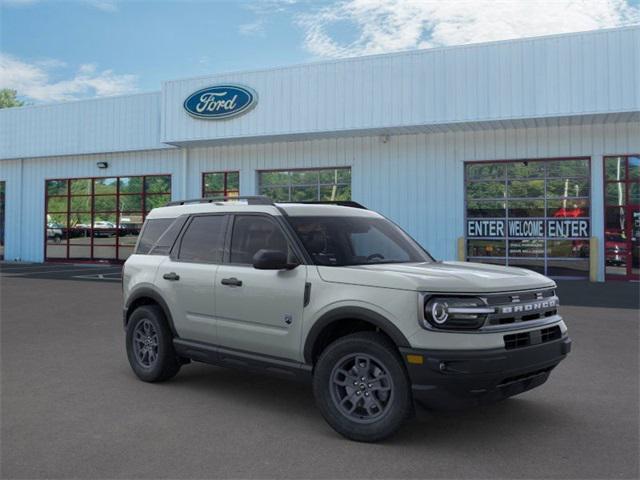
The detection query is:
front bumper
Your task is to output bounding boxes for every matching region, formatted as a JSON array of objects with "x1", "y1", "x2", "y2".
[{"x1": 400, "y1": 334, "x2": 571, "y2": 409}]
